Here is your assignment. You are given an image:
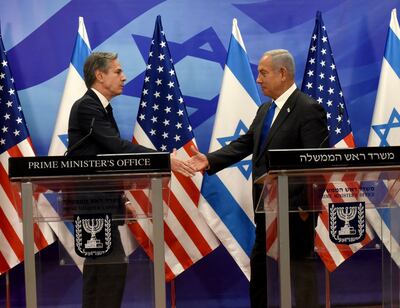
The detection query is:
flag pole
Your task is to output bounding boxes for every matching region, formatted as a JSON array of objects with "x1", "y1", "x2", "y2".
[
  {"x1": 170, "y1": 279, "x2": 176, "y2": 308},
  {"x1": 6, "y1": 272, "x2": 11, "y2": 308},
  {"x1": 325, "y1": 268, "x2": 331, "y2": 308}
]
